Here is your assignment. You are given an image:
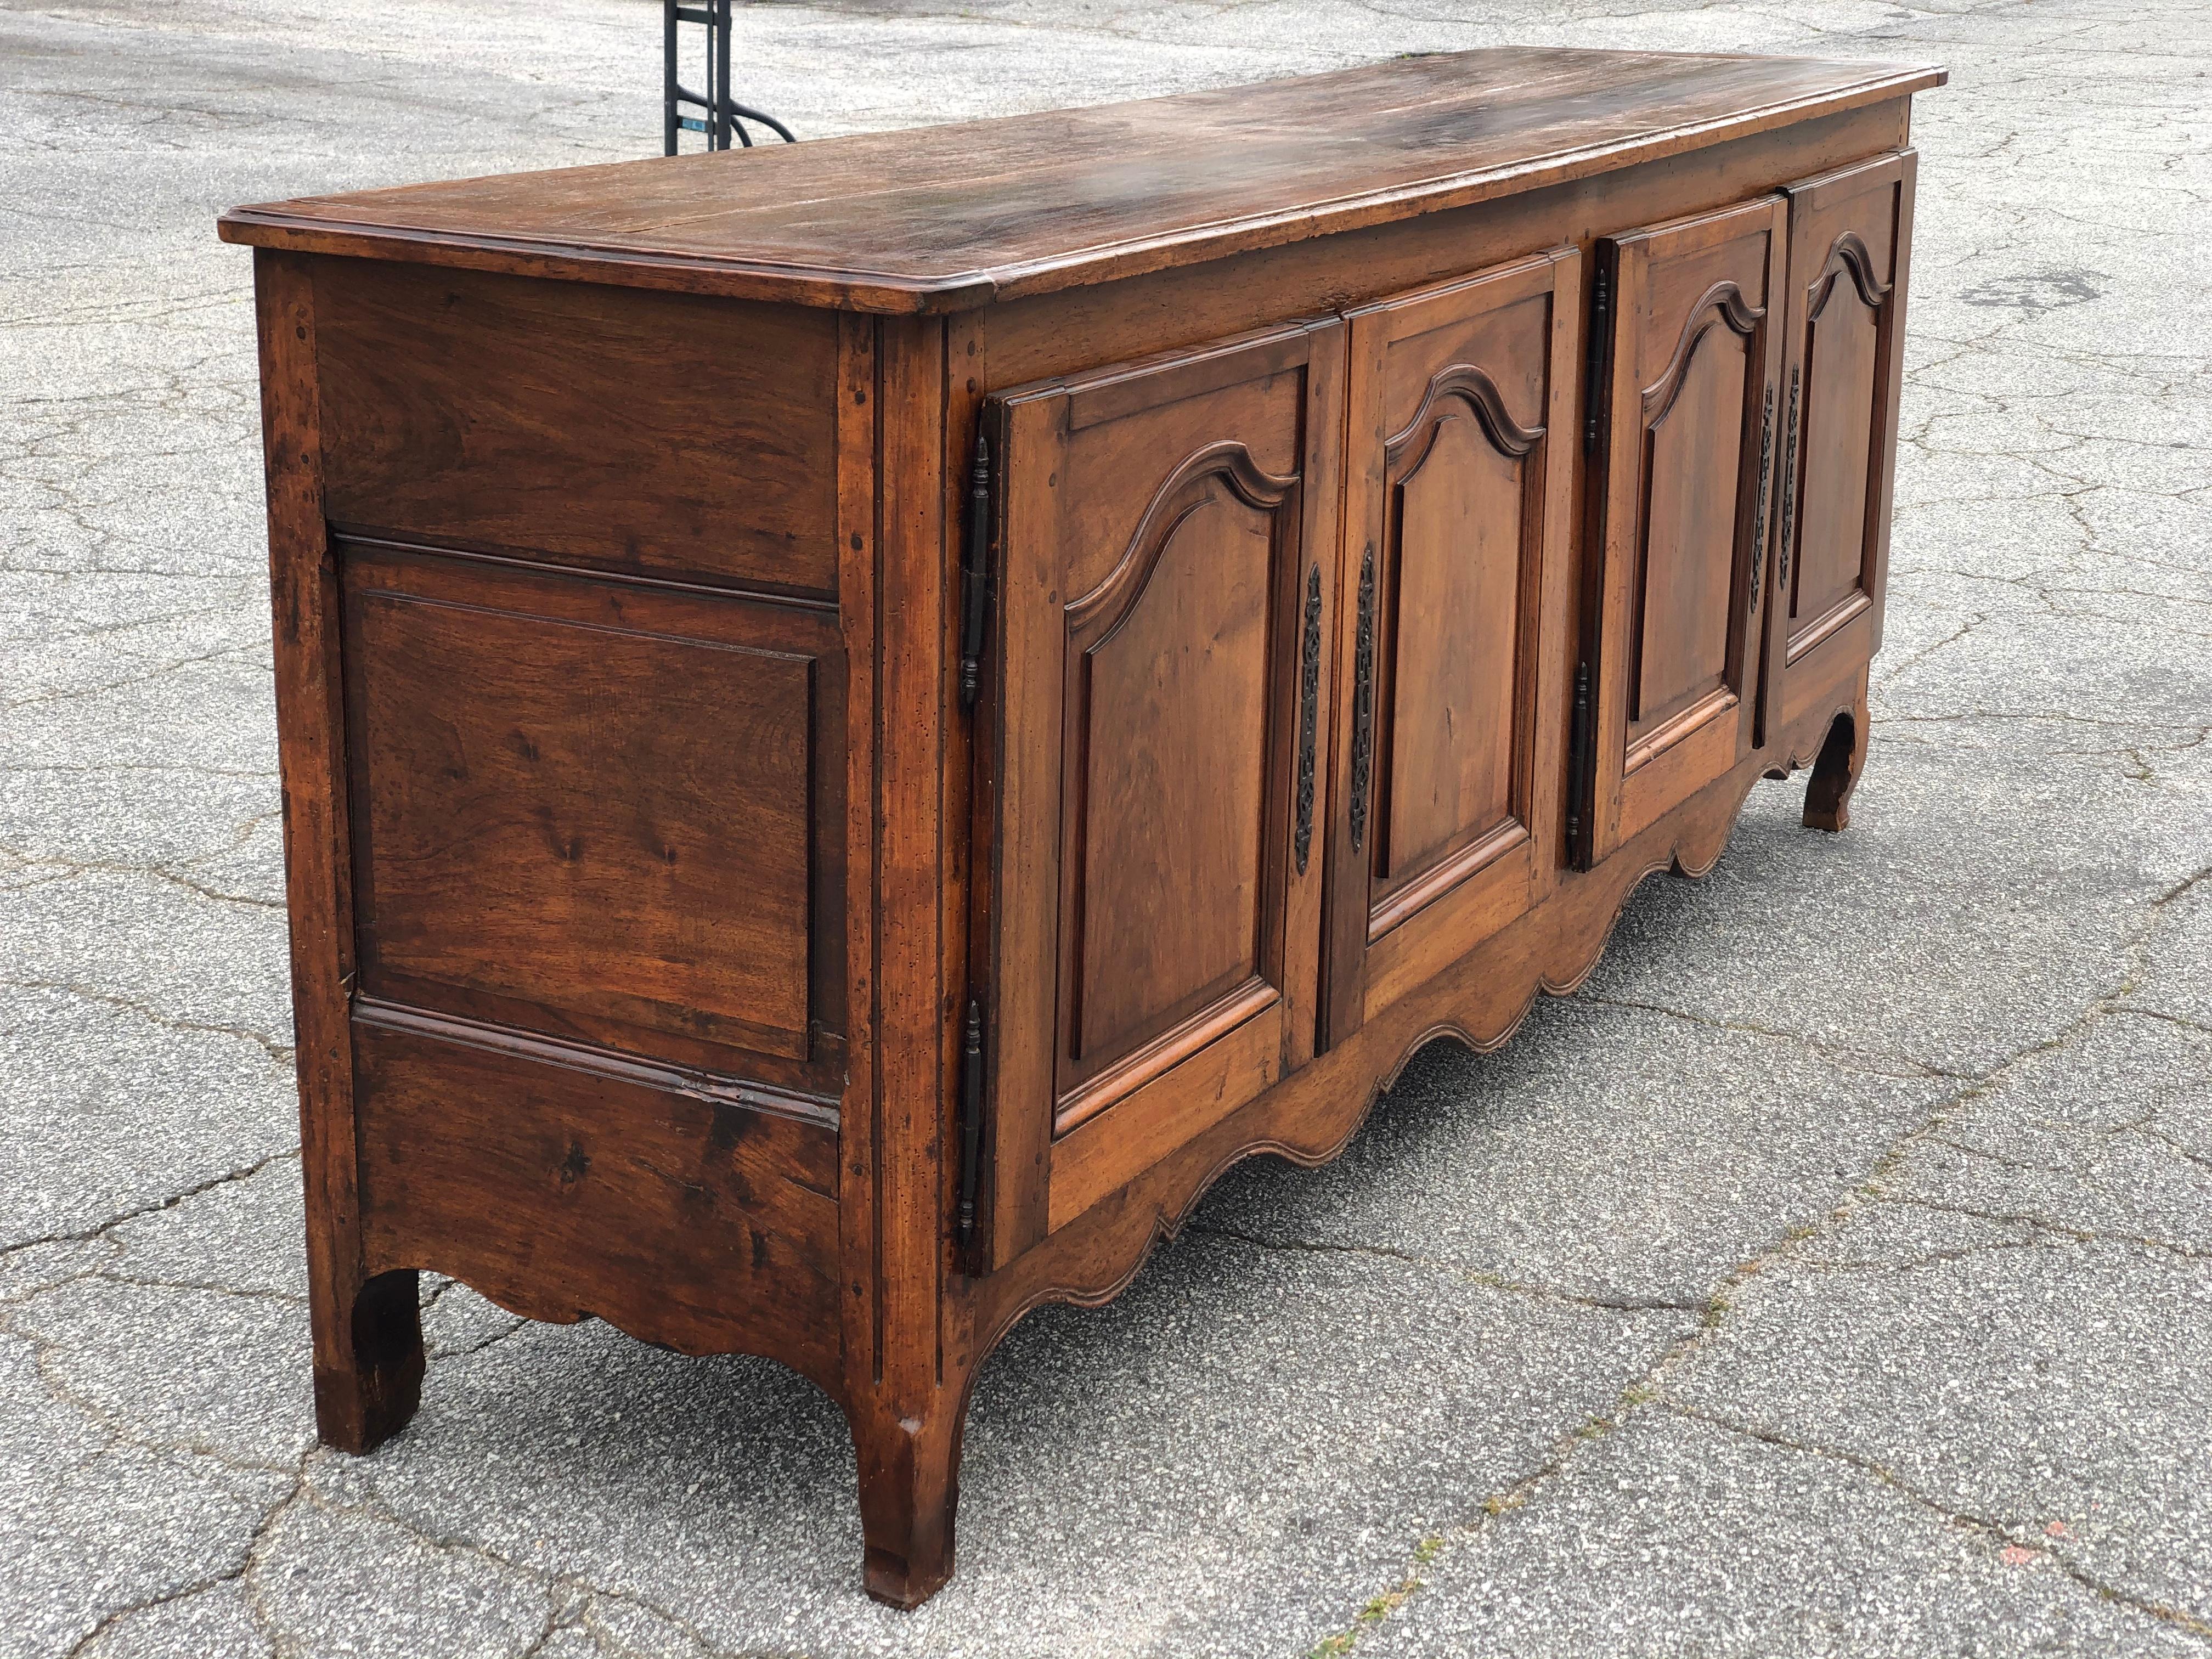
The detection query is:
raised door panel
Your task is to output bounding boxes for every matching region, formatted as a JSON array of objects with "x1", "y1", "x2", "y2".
[
  {"x1": 1585, "y1": 195, "x2": 1786, "y2": 862},
  {"x1": 1059, "y1": 454, "x2": 1283, "y2": 1101},
  {"x1": 985, "y1": 323, "x2": 1344, "y2": 1260},
  {"x1": 1326, "y1": 250, "x2": 1581, "y2": 1041},
  {"x1": 1765, "y1": 152, "x2": 1917, "y2": 731}
]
